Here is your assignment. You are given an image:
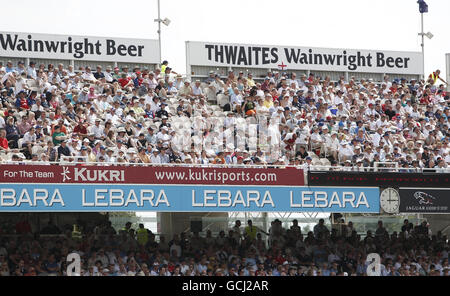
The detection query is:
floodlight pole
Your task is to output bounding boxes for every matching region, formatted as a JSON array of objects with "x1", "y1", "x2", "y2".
[
  {"x1": 420, "y1": 12, "x2": 425, "y2": 80},
  {"x1": 157, "y1": 0, "x2": 162, "y2": 66}
]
